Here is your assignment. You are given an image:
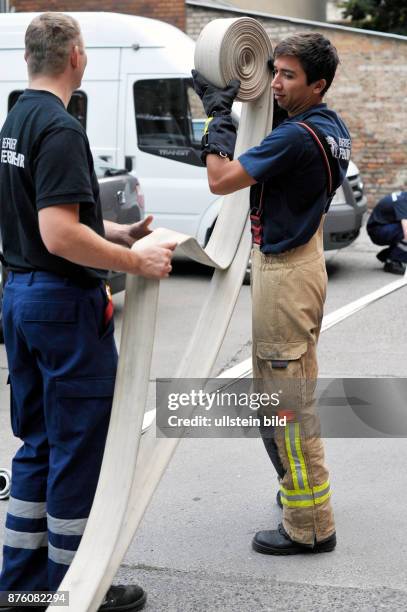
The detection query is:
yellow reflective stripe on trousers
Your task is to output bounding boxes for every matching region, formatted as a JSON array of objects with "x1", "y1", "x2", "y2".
[
  {"x1": 285, "y1": 422, "x2": 309, "y2": 491},
  {"x1": 283, "y1": 423, "x2": 331, "y2": 507},
  {"x1": 280, "y1": 491, "x2": 331, "y2": 508},
  {"x1": 313, "y1": 481, "x2": 330, "y2": 494},
  {"x1": 280, "y1": 481, "x2": 331, "y2": 508},
  {"x1": 293, "y1": 423, "x2": 310, "y2": 491}
]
